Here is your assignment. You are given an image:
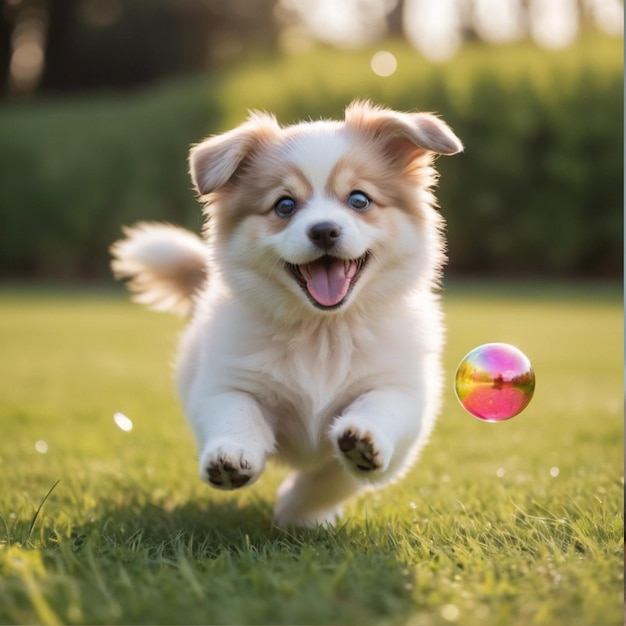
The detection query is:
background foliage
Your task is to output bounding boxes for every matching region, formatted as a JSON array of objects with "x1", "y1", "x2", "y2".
[{"x1": 0, "y1": 36, "x2": 622, "y2": 280}]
